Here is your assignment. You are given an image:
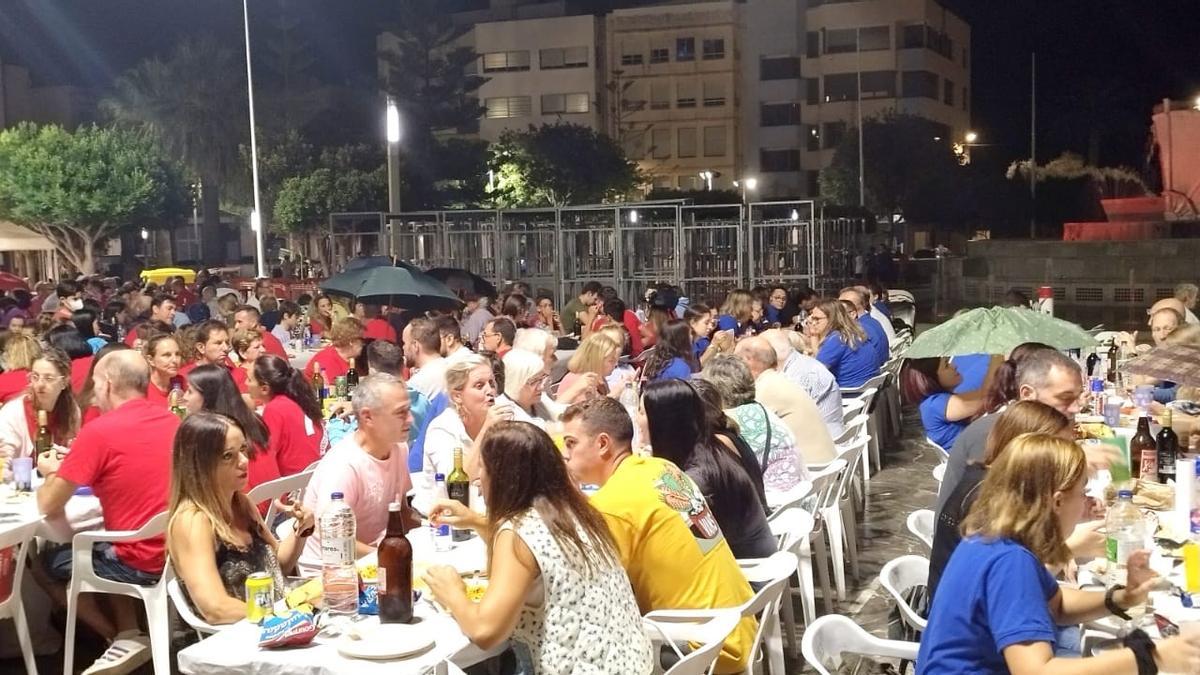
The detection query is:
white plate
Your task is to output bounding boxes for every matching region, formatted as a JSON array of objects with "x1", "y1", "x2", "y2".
[{"x1": 337, "y1": 621, "x2": 435, "y2": 661}]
